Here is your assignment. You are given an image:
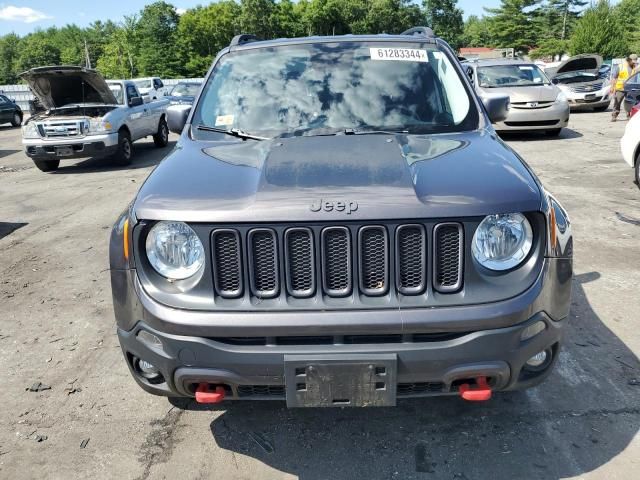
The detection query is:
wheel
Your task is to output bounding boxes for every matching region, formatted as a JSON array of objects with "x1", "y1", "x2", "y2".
[
  {"x1": 635, "y1": 157, "x2": 640, "y2": 186},
  {"x1": 153, "y1": 117, "x2": 169, "y2": 147},
  {"x1": 112, "y1": 130, "x2": 133, "y2": 166},
  {"x1": 10, "y1": 112, "x2": 22, "y2": 127},
  {"x1": 33, "y1": 160, "x2": 60, "y2": 172},
  {"x1": 545, "y1": 128, "x2": 562, "y2": 137},
  {"x1": 593, "y1": 105, "x2": 608, "y2": 112}
]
